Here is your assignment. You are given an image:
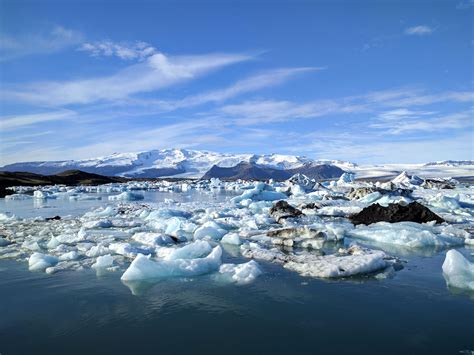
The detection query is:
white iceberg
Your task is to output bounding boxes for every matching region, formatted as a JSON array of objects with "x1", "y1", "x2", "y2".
[
  {"x1": 218, "y1": 260, "x2": 262, "y2": 284},
  {"x1": 349, "y1": 222, "x2": 465, "y2": 248},
  {"x1": 232, "y1": 182, "x2": 287, "y2": 204},
  {"x1": 92, "y1": 254, "x2": 114, "y2": 269},
  {"x1": 108, "y1": 191, "x2": 144, "y2": 201},
  {"x1": 193, "y1": 221, "x2": 227, "y2": 240},
  {"x1": 120, "y1": 245, "x2": 222, "y2": 281},
  {"x1": 28, "y1": 252, "x2": 58, "y2": 271},
  {"x1": 442, "y1": 249, "x2": 474, "y2": 290}
]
